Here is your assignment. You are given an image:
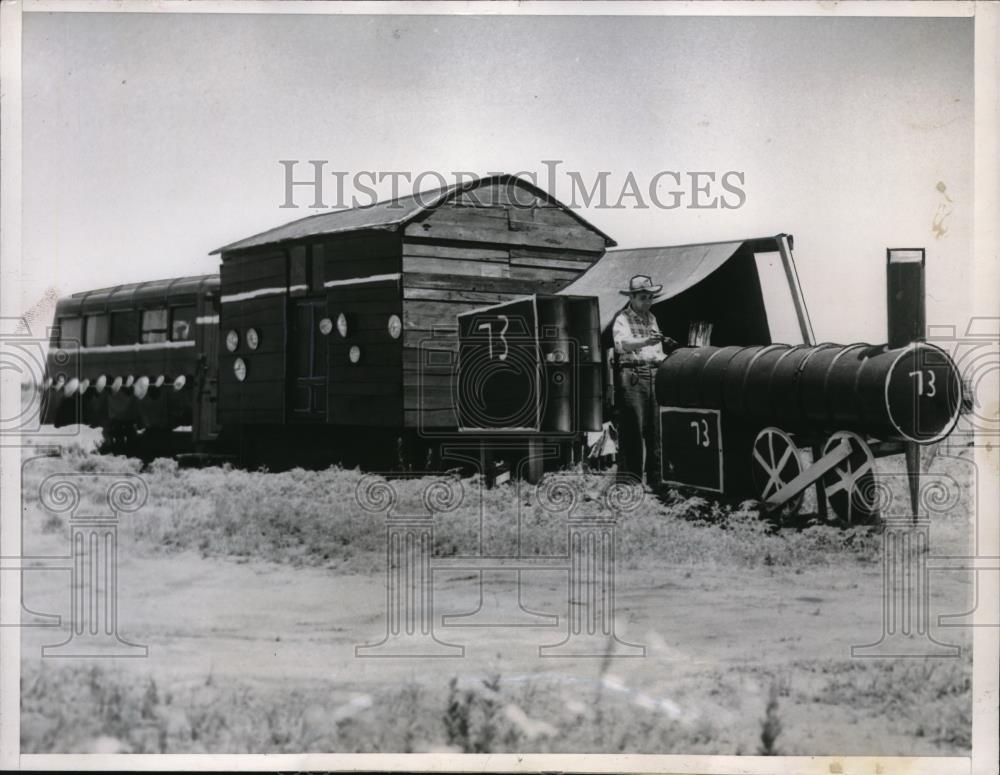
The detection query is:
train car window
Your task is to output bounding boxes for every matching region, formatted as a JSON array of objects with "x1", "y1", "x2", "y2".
[
  {"x1": 310, "y1": 244, "x2": 325, "y2": 292},
  {"x1": 289, "y1": 245, "x2": 308, "y2": 297},
  {"x1": 110, "y1": 310, "x2": 140, "y2": 345},
  {"x1": 84, "y1": 314, "x2": 110, "y2": 347},
  {"x1": 170, "y1": 306, "x2": 196, "y2": 341},
  {"x1": 57, "y1": 317, "x2": 83, "y2": 347},
  {"x1": 141, "y1": 308, "x2": 169, "y2": 343}
]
